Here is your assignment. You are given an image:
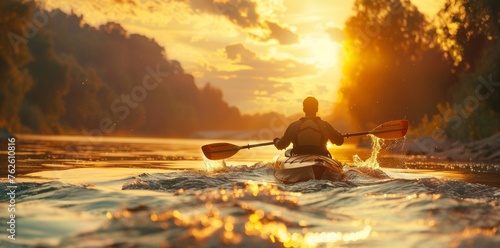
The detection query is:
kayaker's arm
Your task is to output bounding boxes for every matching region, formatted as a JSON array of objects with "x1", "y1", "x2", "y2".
[
  {"x1": 274, "y1": 121, "x2": 300, "y2": 150},
  {"x1": 323, "y1": 122, "x2": 344, "y2": 146},
  {"x1": 331, "y1": 129, "x2": 344, "y2": 146}
]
